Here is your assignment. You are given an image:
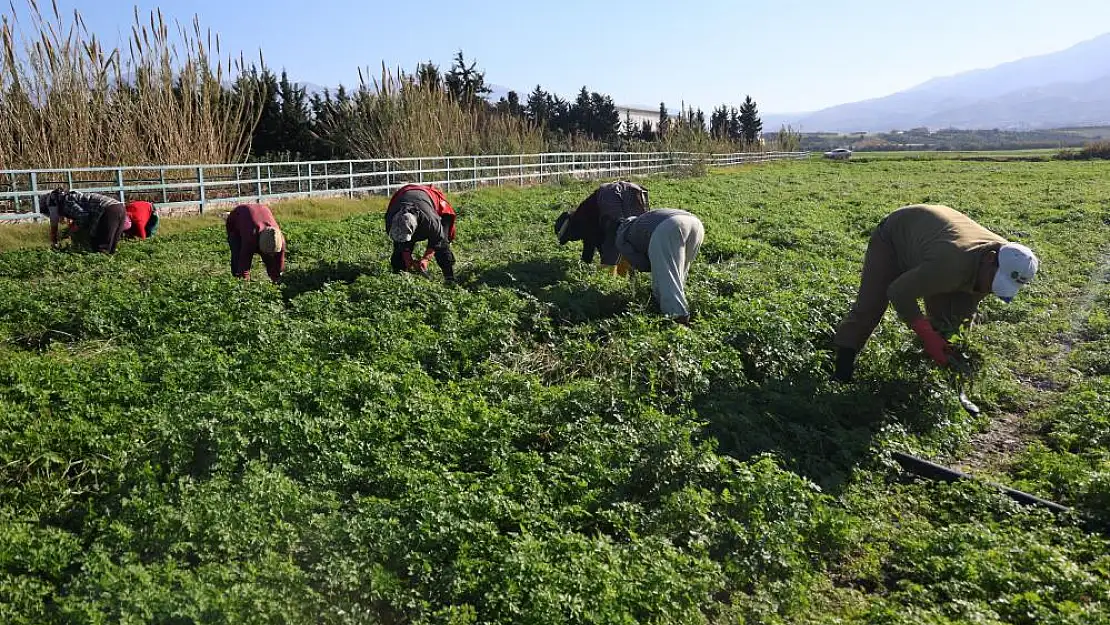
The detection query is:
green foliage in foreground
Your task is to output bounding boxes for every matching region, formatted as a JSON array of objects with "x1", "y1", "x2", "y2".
[{"x1": 1, "y1": 159, "x2": 1108, "y2": 623}]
